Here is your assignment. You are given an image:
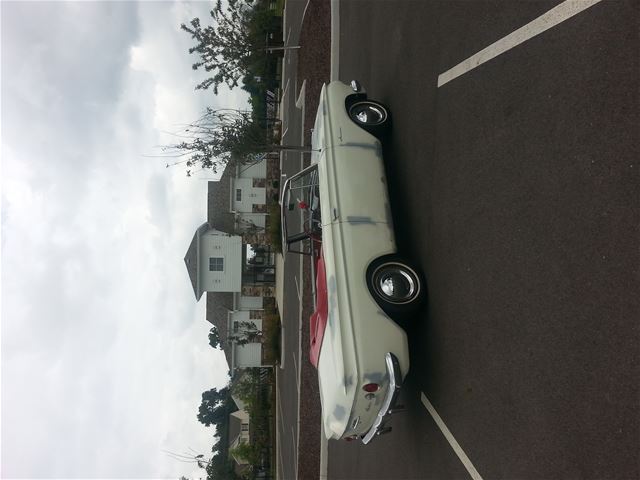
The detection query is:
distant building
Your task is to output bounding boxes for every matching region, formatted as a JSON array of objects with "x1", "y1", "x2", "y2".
[
  {"x1": 184, "y1": 157, "x2": 279, "y2": 375},
  {"x1": 228, "y1": 395, "x2": 251, "y2": 475}
]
